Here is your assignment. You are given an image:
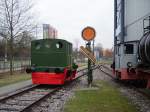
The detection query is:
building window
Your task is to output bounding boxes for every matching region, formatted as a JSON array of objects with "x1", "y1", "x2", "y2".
[{"x1": 124, "y1": 44, "x2": 134, "y2": 54}]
